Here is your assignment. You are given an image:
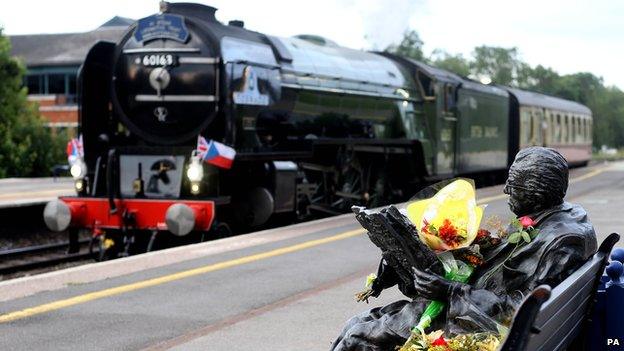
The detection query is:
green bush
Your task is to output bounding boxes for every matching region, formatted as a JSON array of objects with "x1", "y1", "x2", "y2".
[{"x1": 0, "y1": 28, "x2": 67, "y2": 177}]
